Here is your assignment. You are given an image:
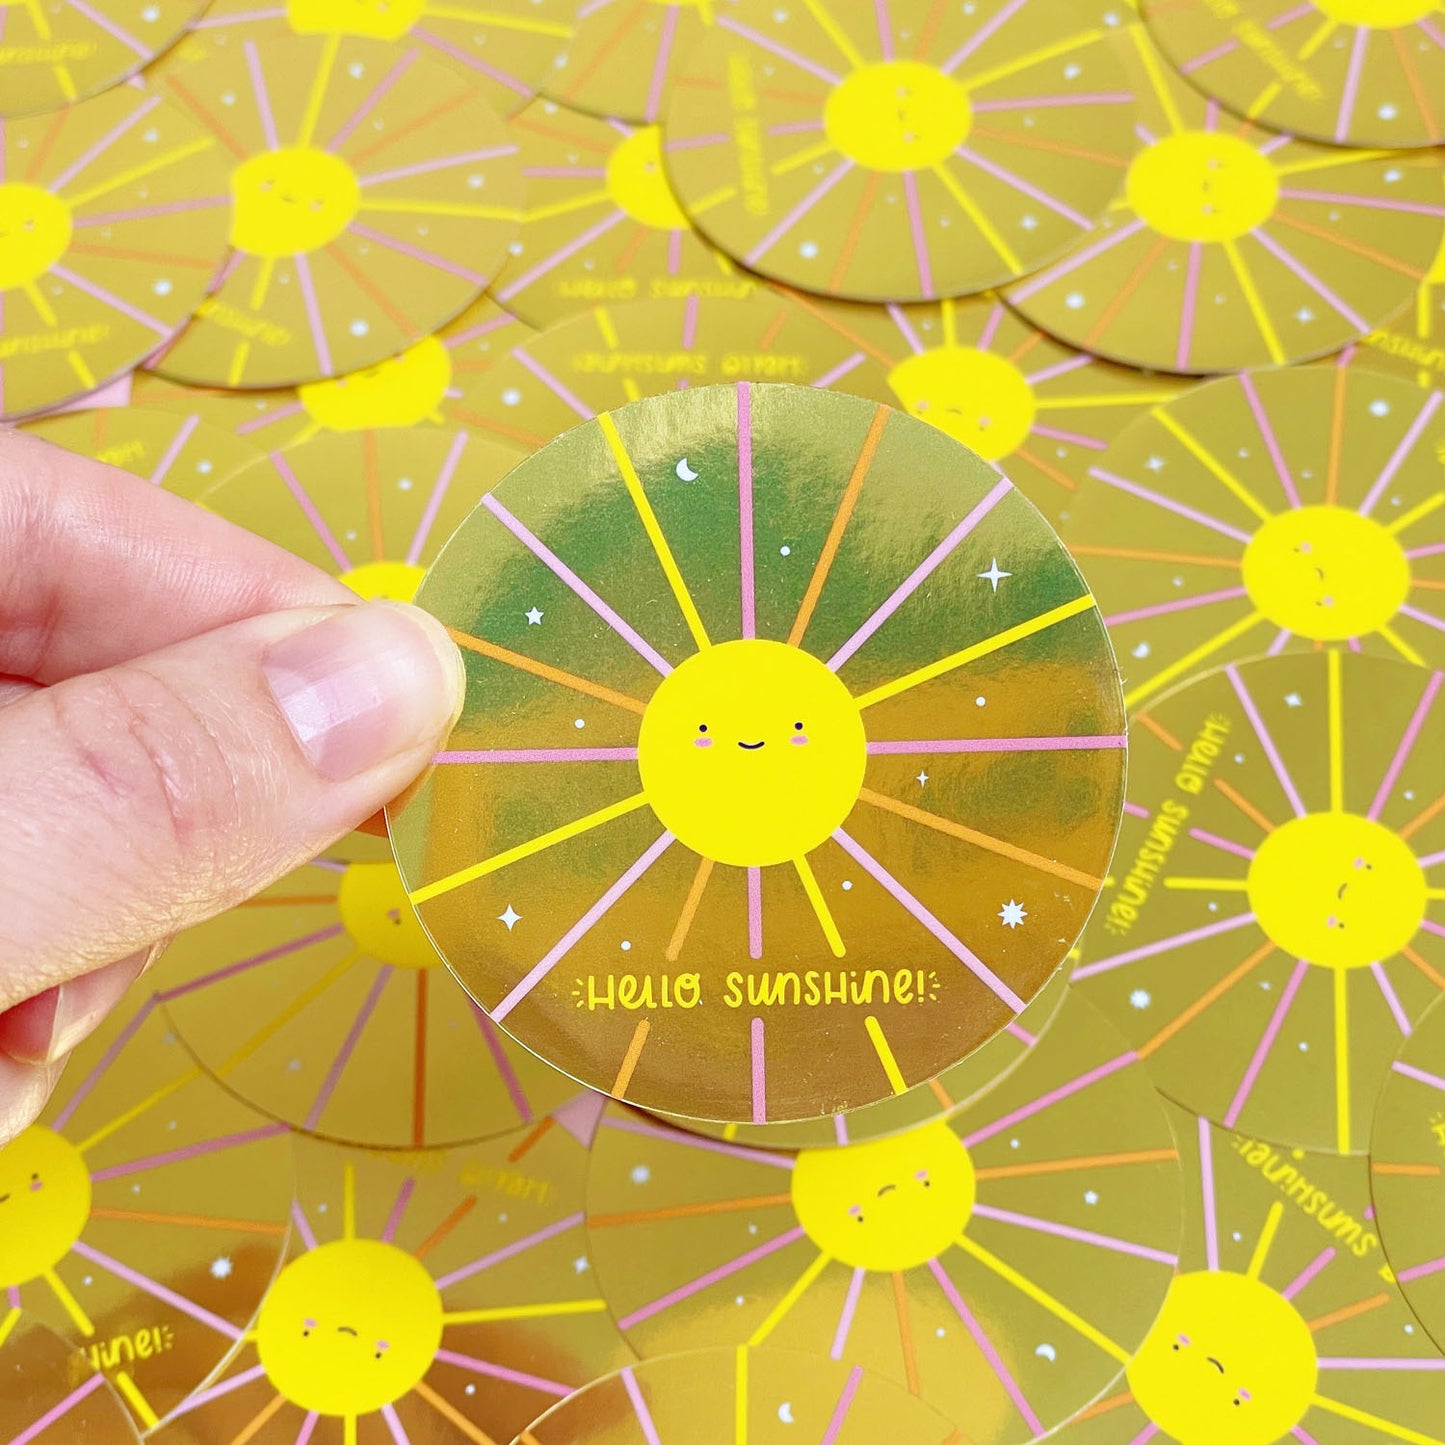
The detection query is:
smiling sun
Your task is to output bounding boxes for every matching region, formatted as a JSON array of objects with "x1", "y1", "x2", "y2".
[{"x1": 391, "y1": 382, "x2": 1126, "y2": 1125}]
